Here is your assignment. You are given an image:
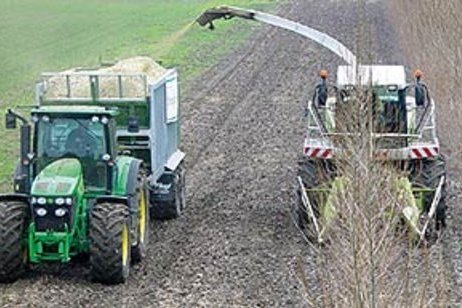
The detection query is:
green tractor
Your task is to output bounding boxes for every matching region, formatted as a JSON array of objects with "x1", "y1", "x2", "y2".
[{"x1": 0, "y1": 64, "x2": 185, "y2": 284}]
